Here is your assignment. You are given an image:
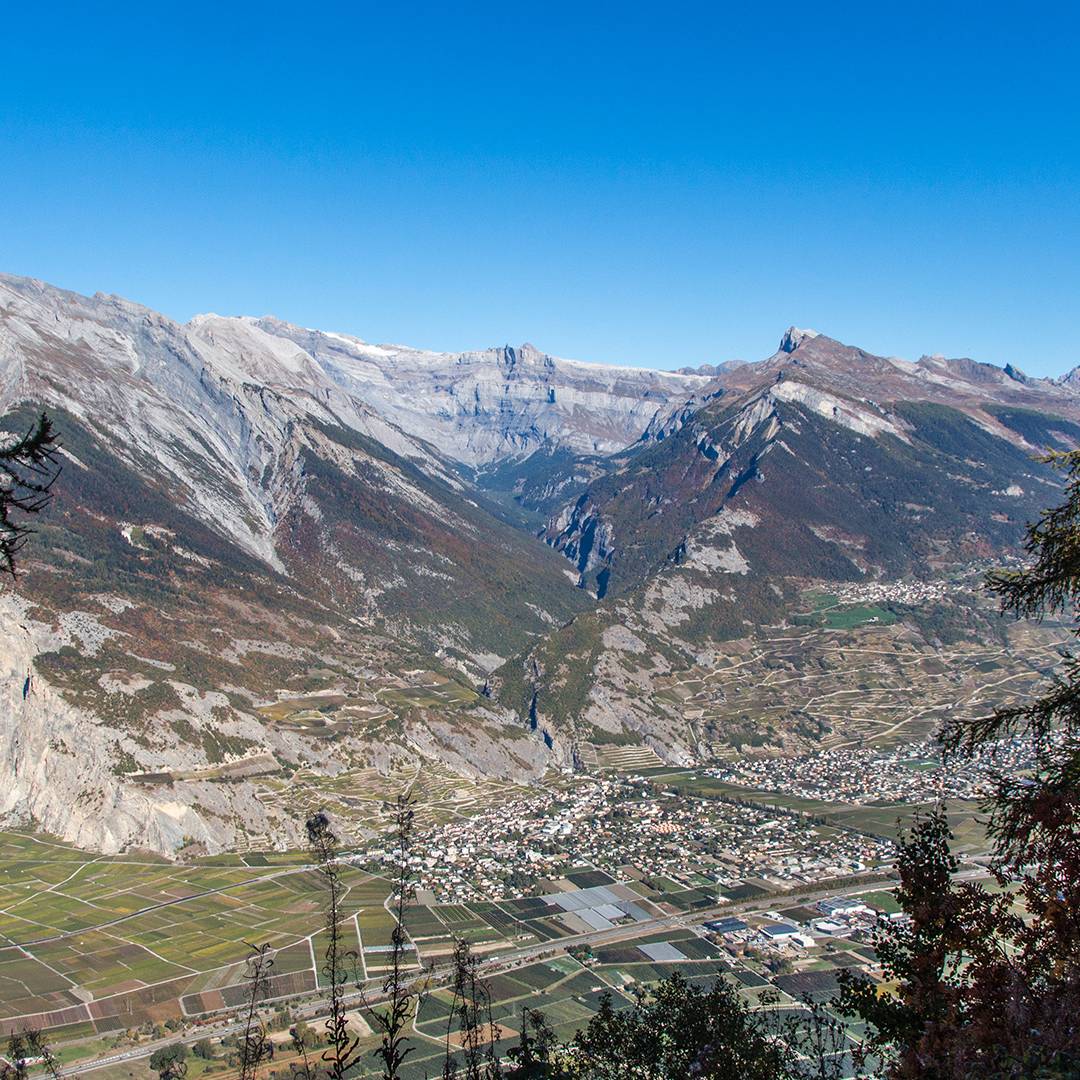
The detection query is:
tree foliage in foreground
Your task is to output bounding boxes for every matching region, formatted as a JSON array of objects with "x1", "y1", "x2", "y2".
[
  {"x1": 304, "y1": 797, "x2": 421, "y2": 1080},
  {"x1": 149, "y1": 1042, "x2": 188, "y2": 1080},
  {"x1": 238, "y1": 942, "x2": 275, "y2": 1080},
  {"x1": 1, "y1": 1029, "x2": 64, "y2": 1080},
  {"x1": 0, "y1": 412, "x2": 59, "y2": 578},
  {"x1": 306, "y1": 811, "x2": 362, "y2": 1080},
  {"x1": 367, "y1": 793, "x2": 422, "y2": 1080},
  {"x1": 838, "y1": 450, "x2": 1080, "y2": 1077},
  {"x1": 570, "y1": 972, "x2": 798, "y2": 1079}
]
